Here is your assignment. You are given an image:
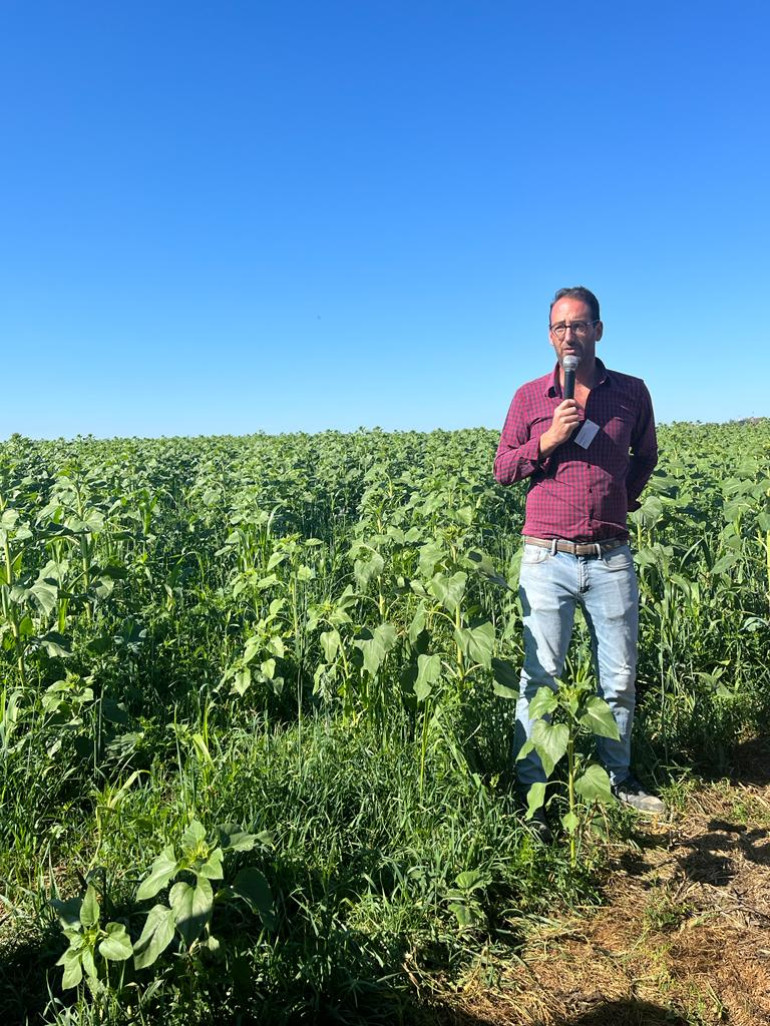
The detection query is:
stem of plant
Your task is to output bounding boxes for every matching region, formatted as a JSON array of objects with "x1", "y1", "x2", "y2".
[
  {"x1": 567, "y1": 735, "x2": 577, "y2": 867},
  {"x1": 3, "y1": 535, "x2": 26, "y2": 688}
]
